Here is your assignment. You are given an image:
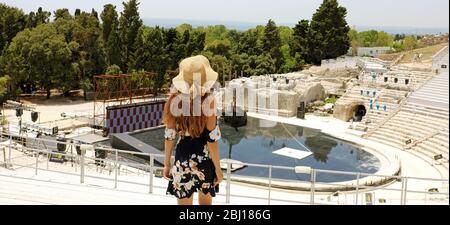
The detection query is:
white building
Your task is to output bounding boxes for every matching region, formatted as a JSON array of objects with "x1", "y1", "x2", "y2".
[{"x1": 356, "y1": 47, "x2": 393, "y2": 57}]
